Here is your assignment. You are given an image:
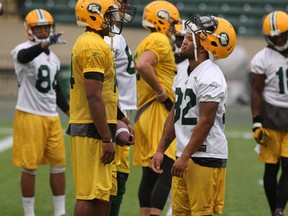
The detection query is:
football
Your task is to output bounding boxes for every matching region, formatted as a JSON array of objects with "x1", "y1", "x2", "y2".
[
  {"x1": 0, "y1": 3, "x2": 4, "y2": 16},
  {"x1": 115, "y1": 120, "x2": 130, "y2": 146}
]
